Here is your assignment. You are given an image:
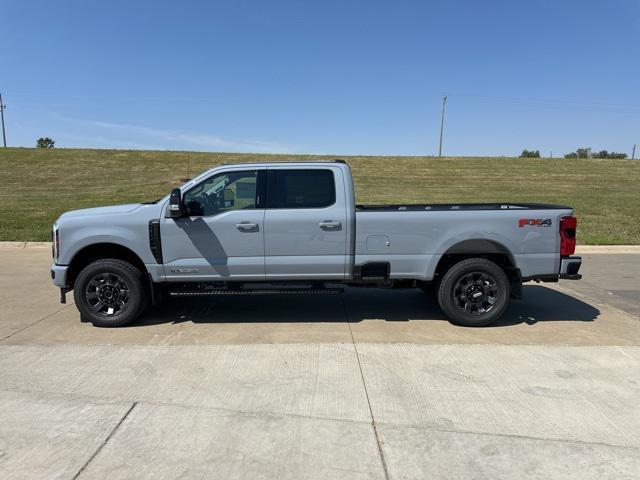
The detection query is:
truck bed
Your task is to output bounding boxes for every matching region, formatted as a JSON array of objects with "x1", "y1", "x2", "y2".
[
  {"x1": 356, "y1": 203, "x2": 571, "y2": 212},
  {"x1": 354, "y1": 203, "x2": 574, "y2": 280}
]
